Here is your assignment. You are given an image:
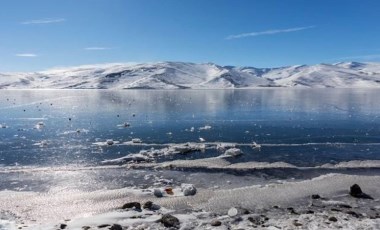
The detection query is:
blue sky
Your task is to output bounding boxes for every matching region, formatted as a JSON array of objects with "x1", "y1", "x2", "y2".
[{"x1": 1, "y1": 0, "x2": 380, "y2": 72}]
